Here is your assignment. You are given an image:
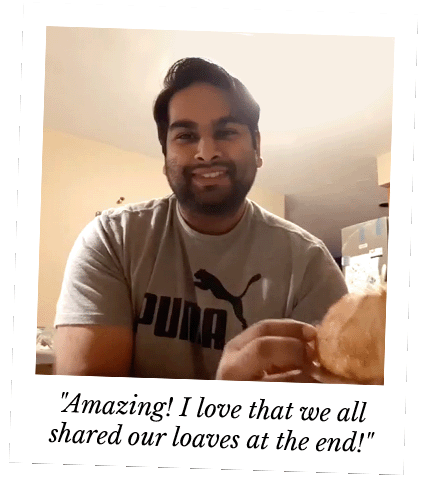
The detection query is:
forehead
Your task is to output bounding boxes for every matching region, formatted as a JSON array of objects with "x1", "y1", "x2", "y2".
[{"x1": 168, "y1": 83, "x2": 235, "y2": 126}]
